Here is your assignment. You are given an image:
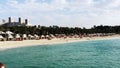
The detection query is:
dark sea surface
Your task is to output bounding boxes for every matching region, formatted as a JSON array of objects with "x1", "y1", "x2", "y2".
[{"x1": 0, "y1": 39, "x2": 120, "y2": 68}]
